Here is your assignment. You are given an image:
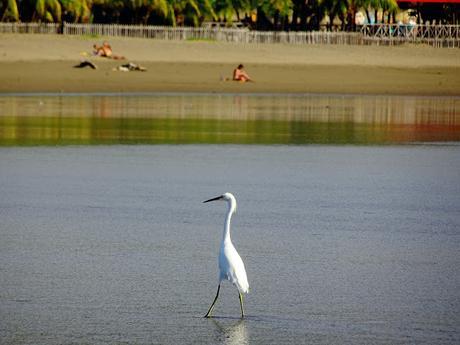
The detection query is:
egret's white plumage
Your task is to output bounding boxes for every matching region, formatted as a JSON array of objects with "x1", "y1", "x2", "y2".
[{"x1": 203, "y1": 192, "x2": 249, "y2": 318}]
